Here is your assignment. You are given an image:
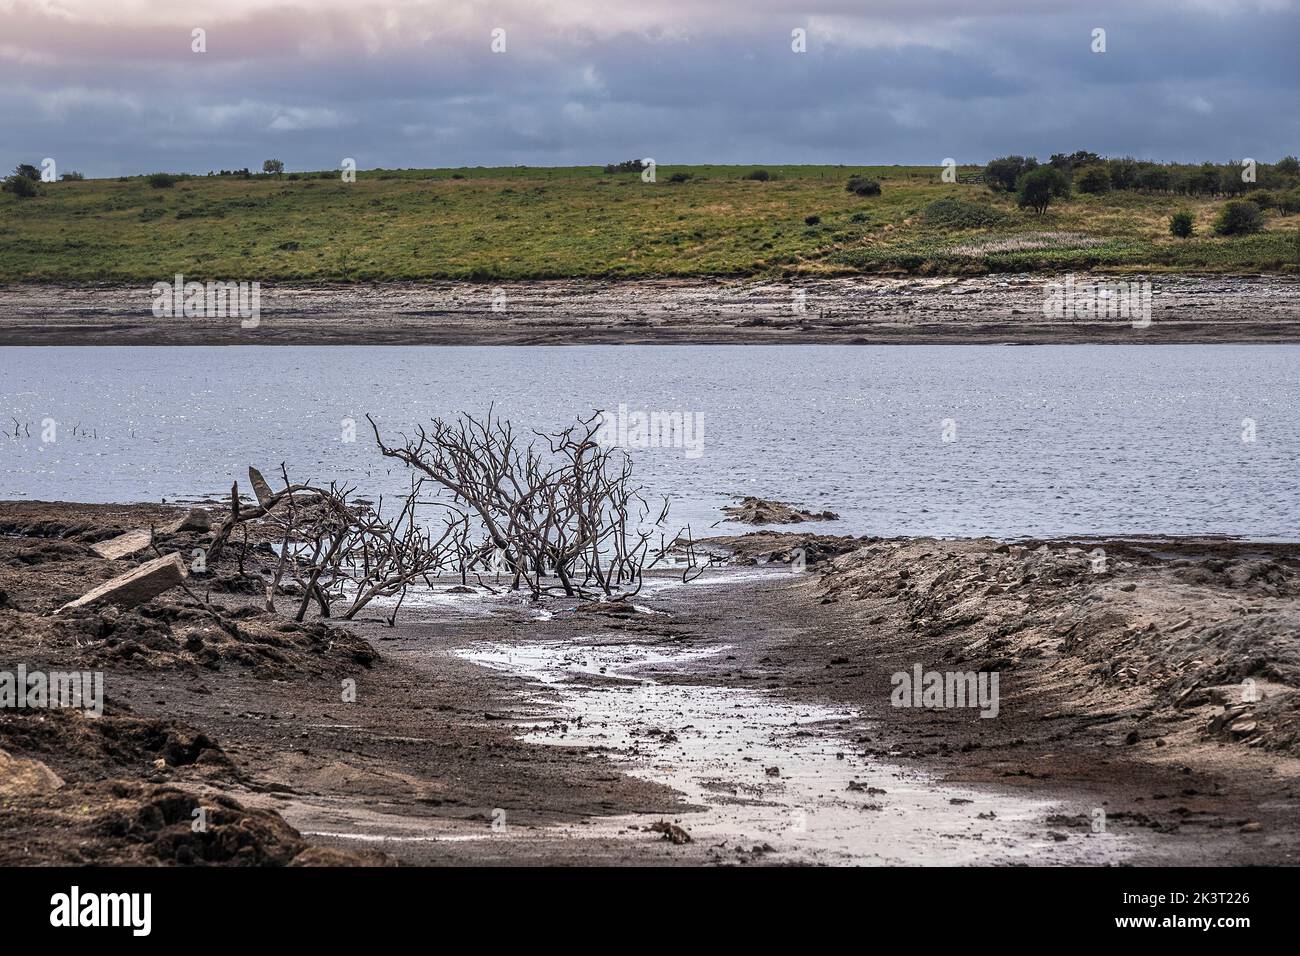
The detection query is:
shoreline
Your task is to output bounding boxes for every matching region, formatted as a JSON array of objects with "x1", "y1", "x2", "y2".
[
  {"x1": 2, "y1": 502, "x2": 1298, "y2": 865},
  {"x1": 2, "y1": 274, "x2": 1299, "y2": 346}
]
